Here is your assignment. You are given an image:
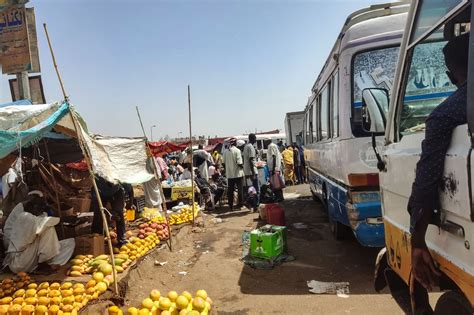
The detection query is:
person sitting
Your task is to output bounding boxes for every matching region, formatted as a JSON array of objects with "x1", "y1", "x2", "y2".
[
  {"x1": 194, "y1": 170, "x2": 215, "y2": 210},
  {"x1": 210, "y1": 173, "x2": 227, "y2": 206},
  {"x1": 3, "y1": 190, "x2": 75, "y2": 274}
]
